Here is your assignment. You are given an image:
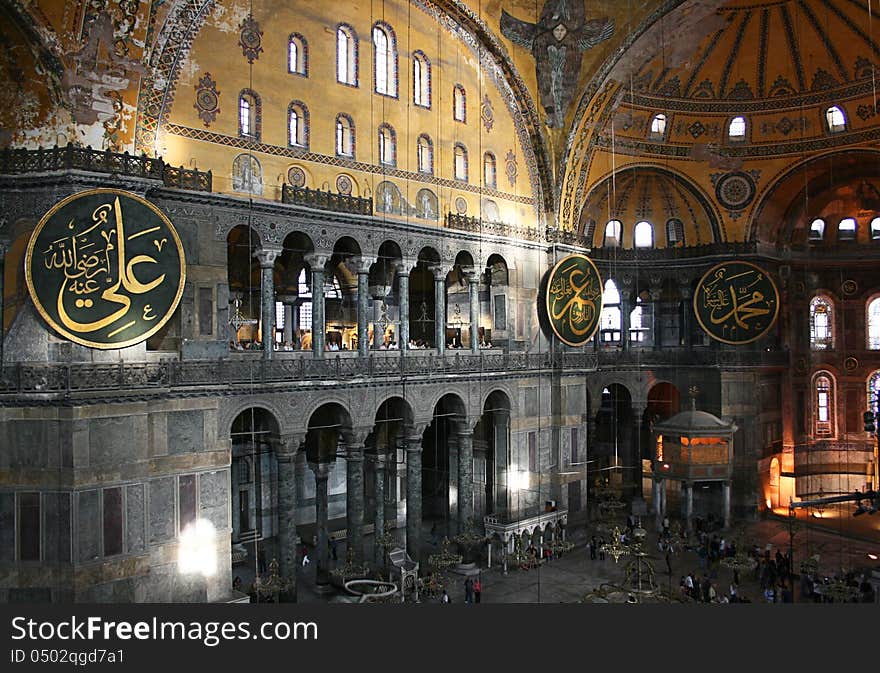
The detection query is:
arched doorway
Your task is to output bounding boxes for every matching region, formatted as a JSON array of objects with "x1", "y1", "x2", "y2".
[
  {"x1": 229, "y1": 407, "x2": 281, "y2": 588},
  {"x1": 594, "y1": 384, "x2": 634, "y2": 493},
  {"x1": 227, "y1": 226, "x2": 261, "y2": 348},
  {"x1": 484, "y1": 254, "x2": 509, "y2": 349},
  {"x1": 473, "y1": 390, "x2": 512, "y2": 519},
  {"x1": 423, "y1": 393, "x2": 468, "y2": 536}
]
